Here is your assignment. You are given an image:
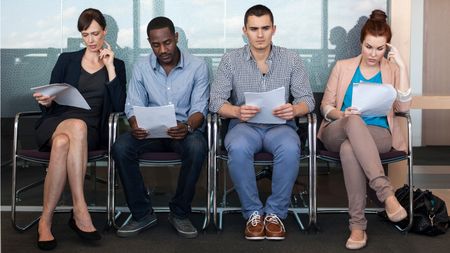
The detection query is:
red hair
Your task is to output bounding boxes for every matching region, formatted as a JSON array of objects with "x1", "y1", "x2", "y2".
[{"x1": 360, "y1": 10, "x2": 391, "y2": 43}]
